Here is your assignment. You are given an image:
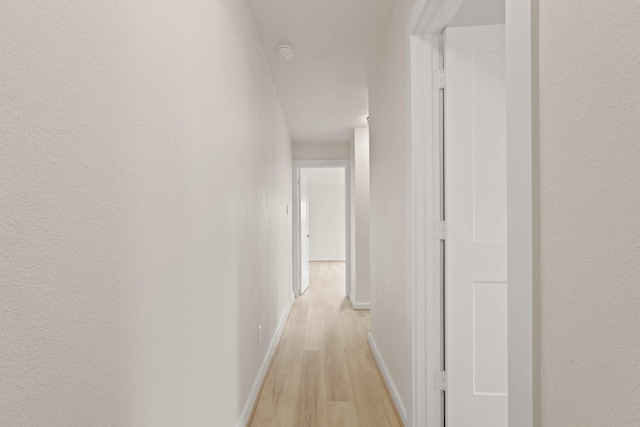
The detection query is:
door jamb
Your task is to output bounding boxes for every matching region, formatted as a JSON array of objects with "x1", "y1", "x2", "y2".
[
  {"x1": 406, "y1": 1, "x2": 538, "y2": 426},
  {"x1": 292, "y1": 160, "x2": 351, "y2": 300}
]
